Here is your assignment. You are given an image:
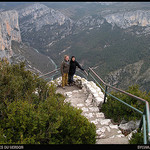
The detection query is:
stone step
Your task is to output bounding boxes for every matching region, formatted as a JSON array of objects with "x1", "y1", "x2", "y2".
[
  {"x1": 76, "y1": 102, "x2": 126, "y2": 142},
  {"x1": 96, "y1": 125, "x2": 127, "y2": 141},
  {"x1": 55, "y1": 76, "x2": 129, "y2": 144},
  {"x1": 96, "y1": 137, "x2": 129, "y2": 144},
  {"x1": 76, "y1": 103, "x2": 85, "y2": 108},
  {"x1": 81, "y1": 112, "x2": 105, "y2": 122}
]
